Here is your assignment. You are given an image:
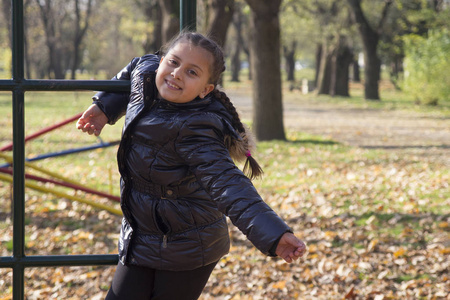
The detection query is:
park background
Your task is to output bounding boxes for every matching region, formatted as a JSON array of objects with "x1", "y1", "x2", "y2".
[{"x1": 0, "y1": 0, "x2": 449, "y2": 299}]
